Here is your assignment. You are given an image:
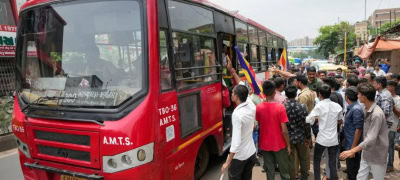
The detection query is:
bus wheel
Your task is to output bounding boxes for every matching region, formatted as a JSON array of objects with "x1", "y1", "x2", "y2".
[{"x1": 194, "y1": 143, "x2": 209, "y2": 180}]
